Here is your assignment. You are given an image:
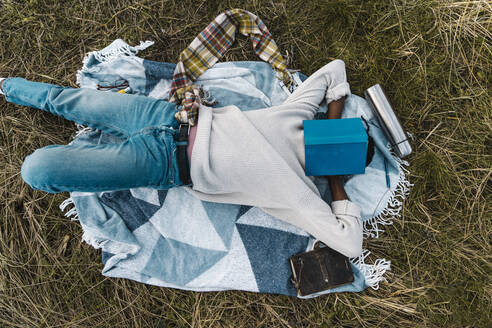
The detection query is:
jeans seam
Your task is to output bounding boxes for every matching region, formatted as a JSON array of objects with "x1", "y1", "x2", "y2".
[
  {"x1": 170, "y1": 146, "x2": 176, "y2": 185},
  {"x1": 32, "y1": 182, "x2": 172, "y2": 190},
  {"x1": 129, "y1": 127, "x2": 177, "y2": 140}
]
